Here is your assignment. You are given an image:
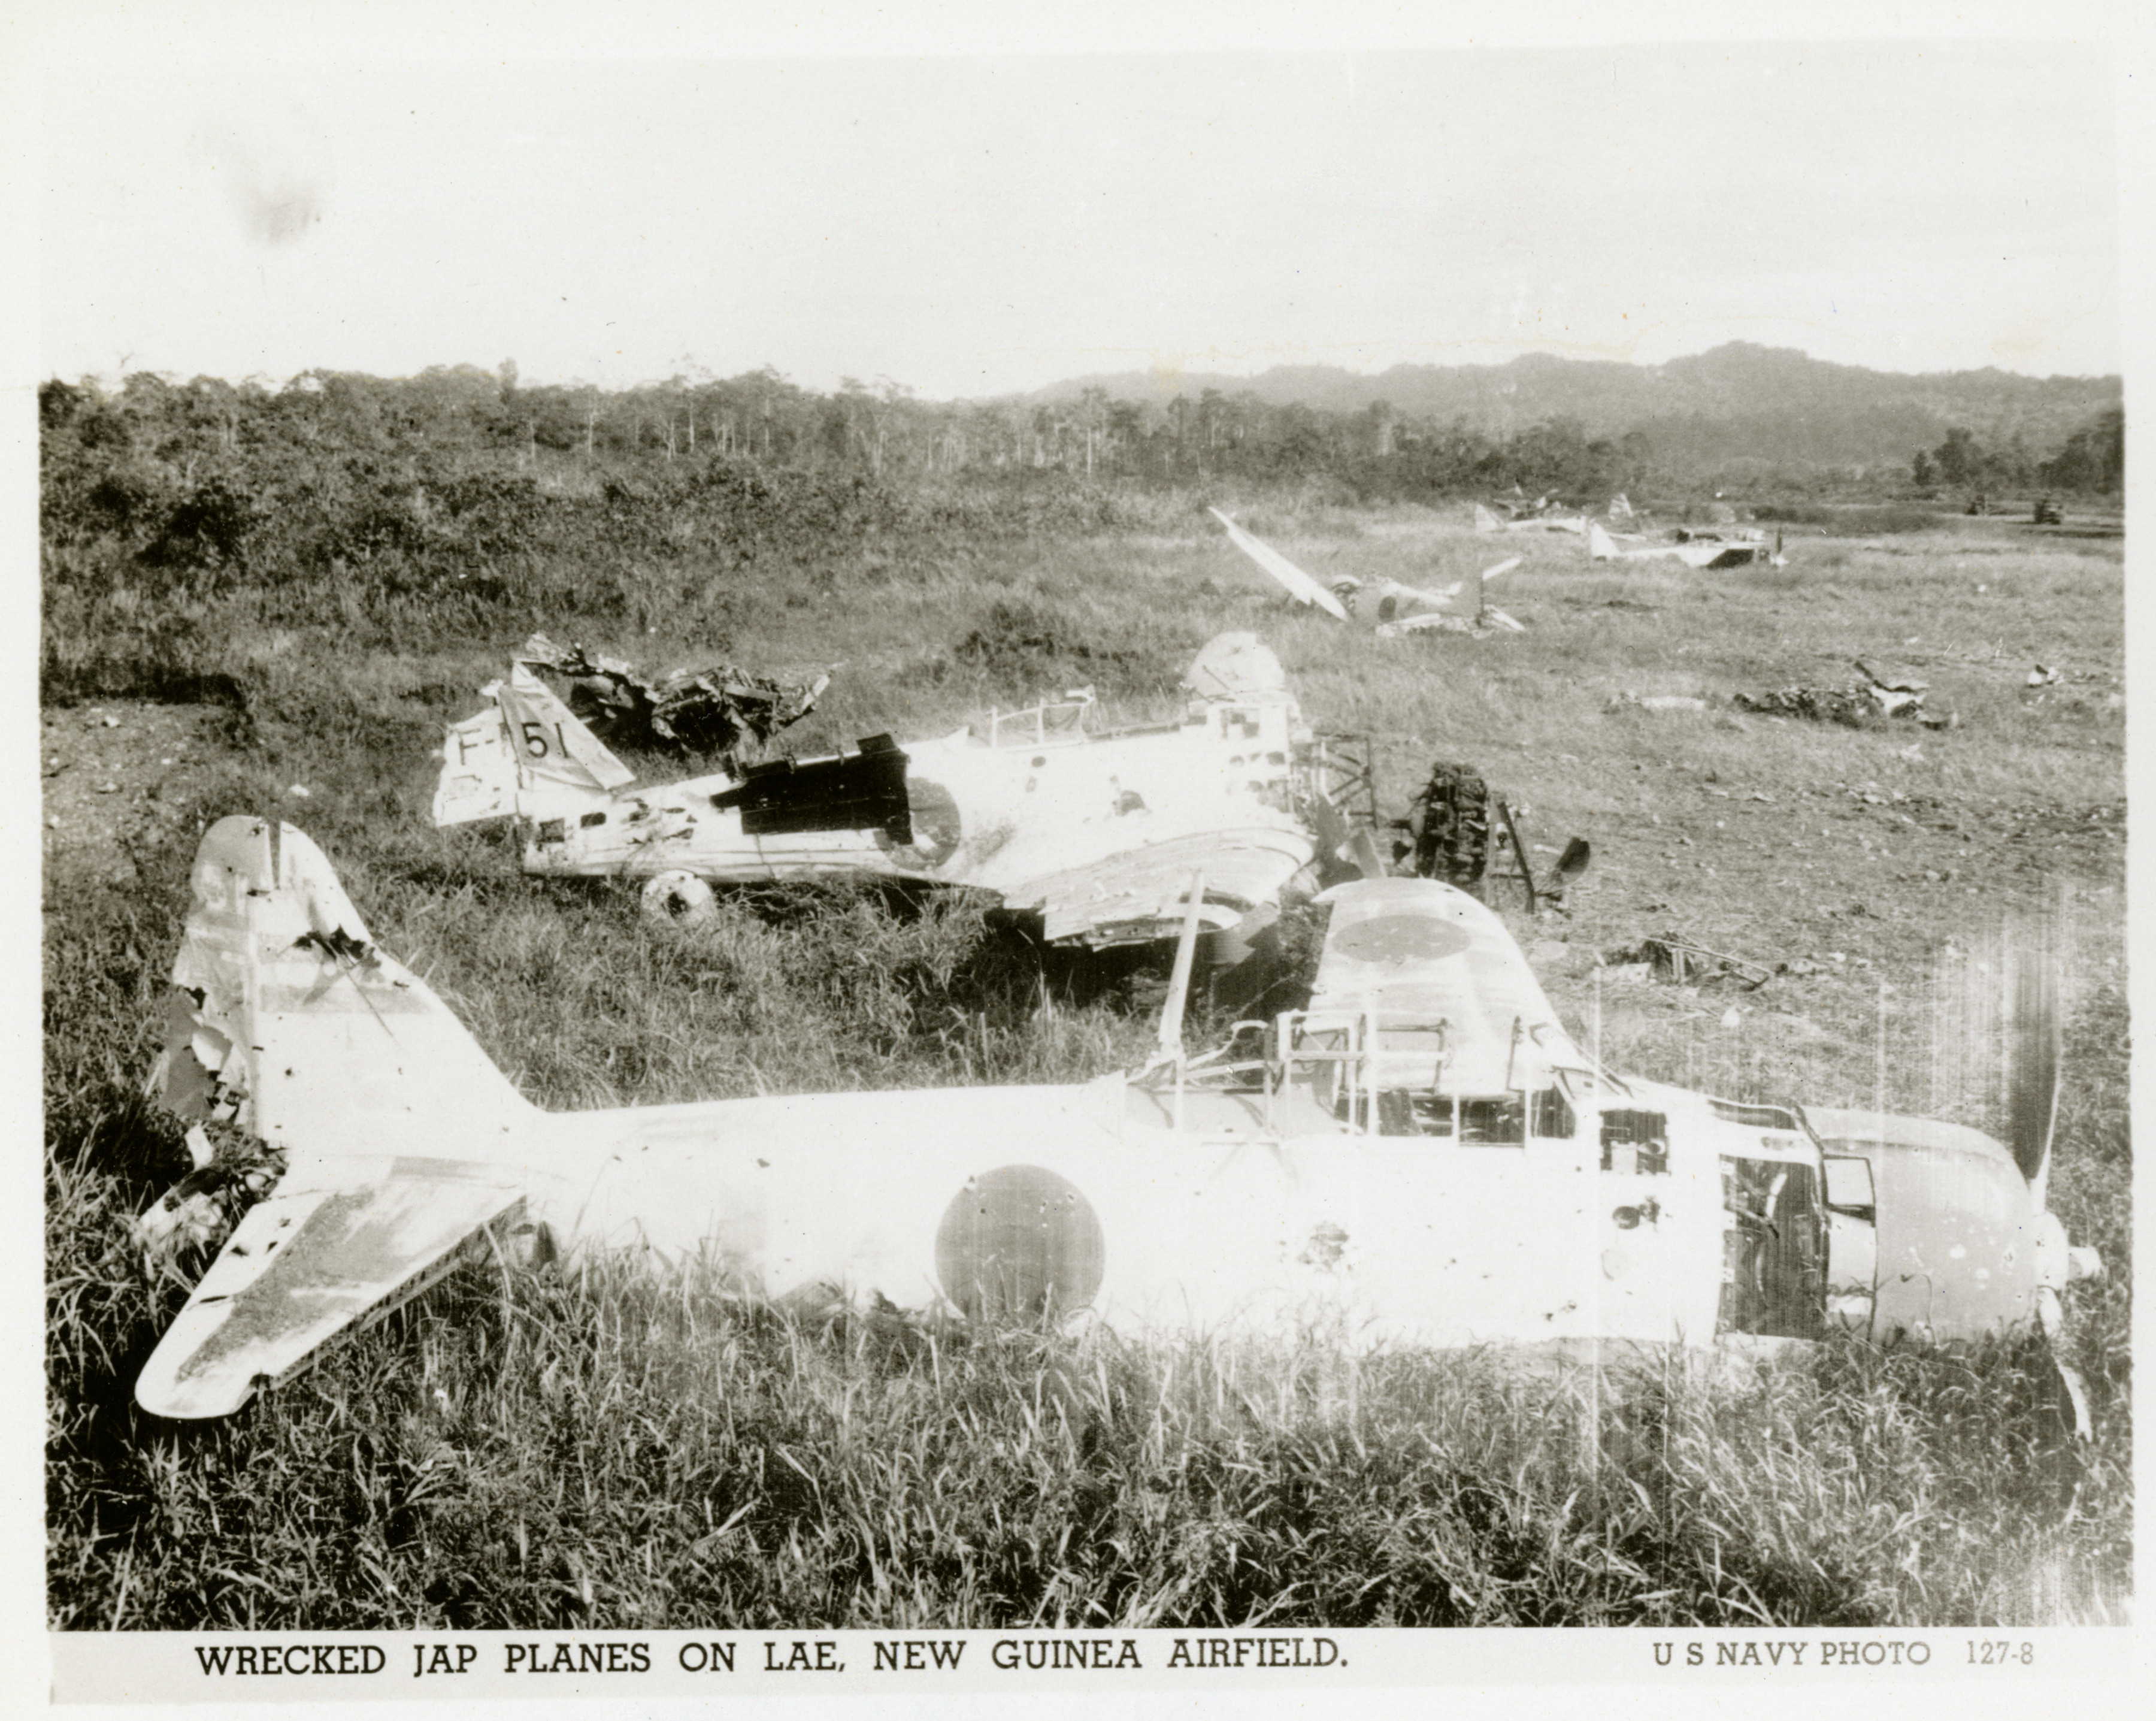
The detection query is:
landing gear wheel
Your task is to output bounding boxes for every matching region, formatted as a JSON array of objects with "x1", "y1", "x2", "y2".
[{"x1": 641, "y1": 870, "x2": 716, "y2": 925}]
